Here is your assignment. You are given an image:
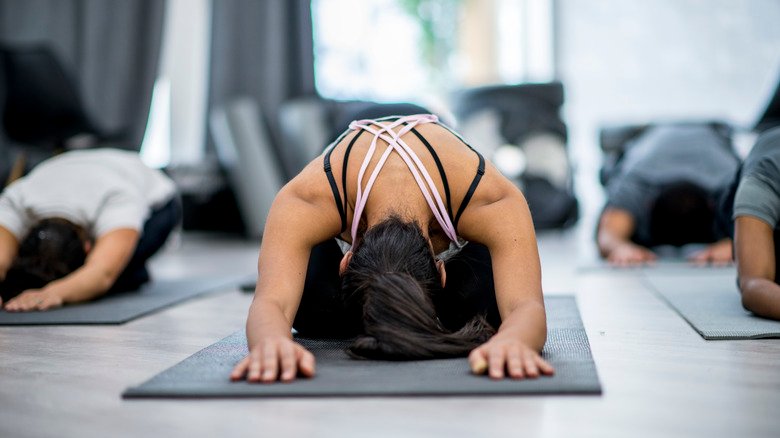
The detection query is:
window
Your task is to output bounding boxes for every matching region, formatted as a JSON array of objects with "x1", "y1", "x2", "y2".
[
  {"x1": 140, "y1": 0, "x2": 212, "y2": 168},
  {"x1": 312, "y1": 0, "x2": 432, "y2": 102},
  {"x1": 311, "y1": 0, "x2": 555, "y2": 103}
]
